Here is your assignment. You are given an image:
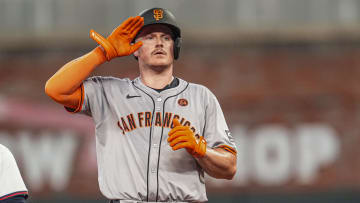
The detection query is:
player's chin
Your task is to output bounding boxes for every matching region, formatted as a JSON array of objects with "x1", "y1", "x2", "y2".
[{"x1": 150, "y1": 58, "x2": 172, "y2": 66}]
